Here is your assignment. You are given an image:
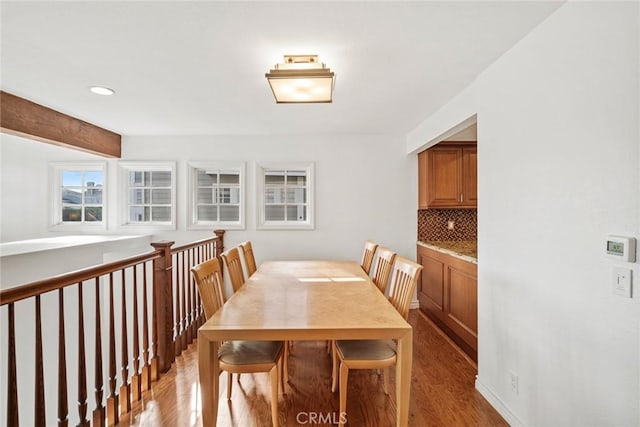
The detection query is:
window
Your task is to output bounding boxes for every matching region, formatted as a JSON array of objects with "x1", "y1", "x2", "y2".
[
  {"x1": 257, "y1": 162, "x2": 314, "y2": 230},
  {"x1": 50, "y1": 162, "x2": 107, "y2": 229},
  {"x1": 188, "y1": 162, "x2": 245, "y2": 229},
  {"x1": 119, "y1": 162, "x2": 176, "y2": 229}
]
